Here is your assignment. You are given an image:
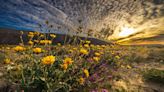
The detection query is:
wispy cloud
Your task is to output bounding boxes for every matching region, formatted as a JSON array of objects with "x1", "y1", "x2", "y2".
[{"x1": 0, "y1": 0, "x2": 163, "y2": 44}]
